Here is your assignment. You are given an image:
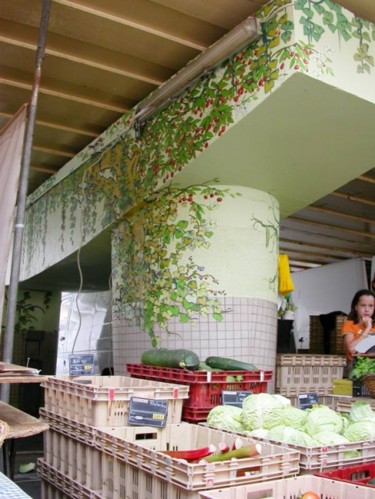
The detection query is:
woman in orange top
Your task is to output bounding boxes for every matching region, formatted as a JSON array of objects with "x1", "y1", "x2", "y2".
[{"x1": 342, "y1": 289, "x2": 375, "y2": 362}]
